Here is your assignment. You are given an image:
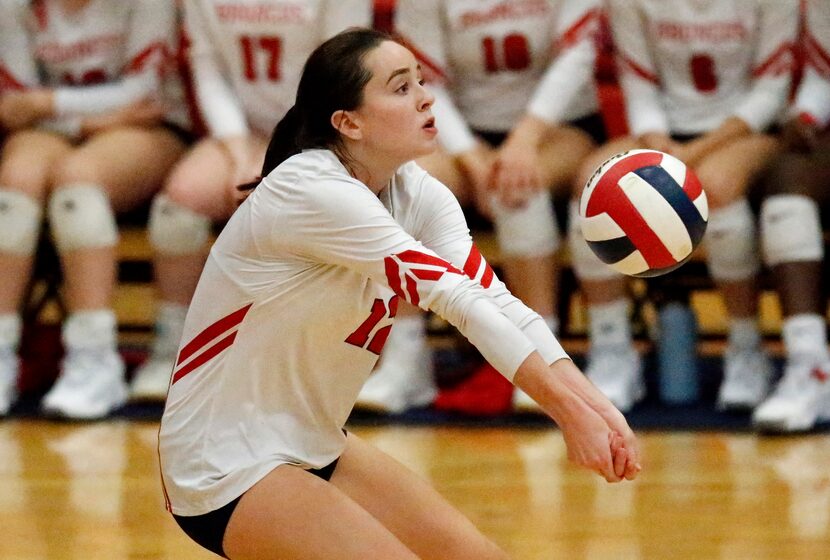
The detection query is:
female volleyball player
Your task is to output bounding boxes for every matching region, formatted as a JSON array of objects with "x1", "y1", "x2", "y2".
[
  {"x1": 753, "y1": 0, "x2": 830, "y2": 432},
  {"x1": 0, "y1": 0, "x2": 189, "y2": 418},
  {"x1": 567, "y1": 0, "x2": 798, "y2": 414},
  {"x1": 159, "y1": 28, "x2": 641, "y2": 560},
  {"x1": 129, "y1": 0, "x2": 372, "y2": 401},
  {"x1": 358, "y1": 0, "x2": 606, "y2": 415}
]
